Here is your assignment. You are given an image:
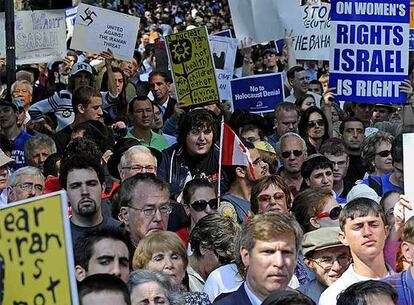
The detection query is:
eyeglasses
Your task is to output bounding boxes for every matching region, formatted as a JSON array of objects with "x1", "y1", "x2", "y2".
[
  {"x1": 257, "y1": 192, "x2": 286, "y2": 203},
  {"x1": 331, "y1": 160, "x2": 347, "y2": 169},
  {"x1": 281, "y1": 150, "x2": 303, "y2": 159},
  {"x1": 315, "y1": 206, "x2": 342, "y2": 220},
  {"x1": 122, "y1": 164, "x2": 156, "y2": 173},
  {"x1": 128, "y1": 204, "x2": 172, "y2": 216},
  {"x1": 376, "y1": 150, "x2": 391, "y2": 158},
  {"x1": 190, "y1": 198, "x2": 219, "y2": 212},
  {"x1": 310, "y1": 254, "x2": 352, "y2": 269},
  {"x1": 307, "y1": 119, "x2": 325, "y2": 128},
  {"x1": 16, "y1": 182, "x2": 44, "y2": 192}
]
